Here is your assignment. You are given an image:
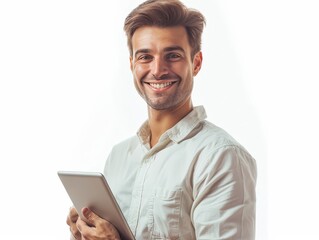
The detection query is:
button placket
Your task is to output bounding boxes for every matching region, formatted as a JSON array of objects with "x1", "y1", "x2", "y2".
[{"x1": 128, "y1": 155, "x2": 154, "y2": 235}]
